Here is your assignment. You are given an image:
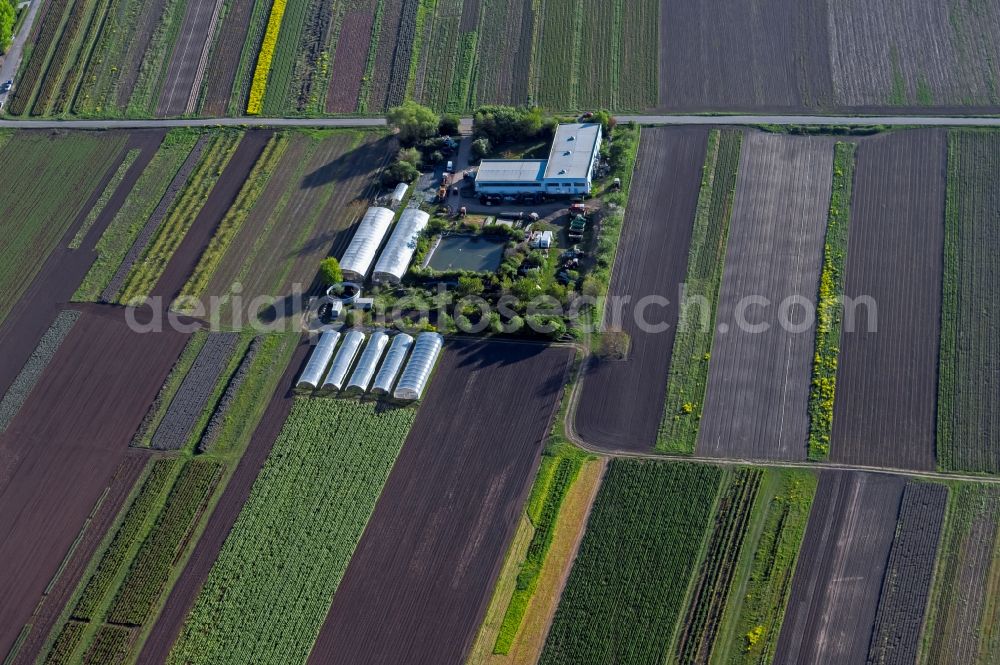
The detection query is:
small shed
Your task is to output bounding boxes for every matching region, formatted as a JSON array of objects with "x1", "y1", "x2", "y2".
[{"x1": 531, "y1": 230, "x2": 554, "y2": 249}]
